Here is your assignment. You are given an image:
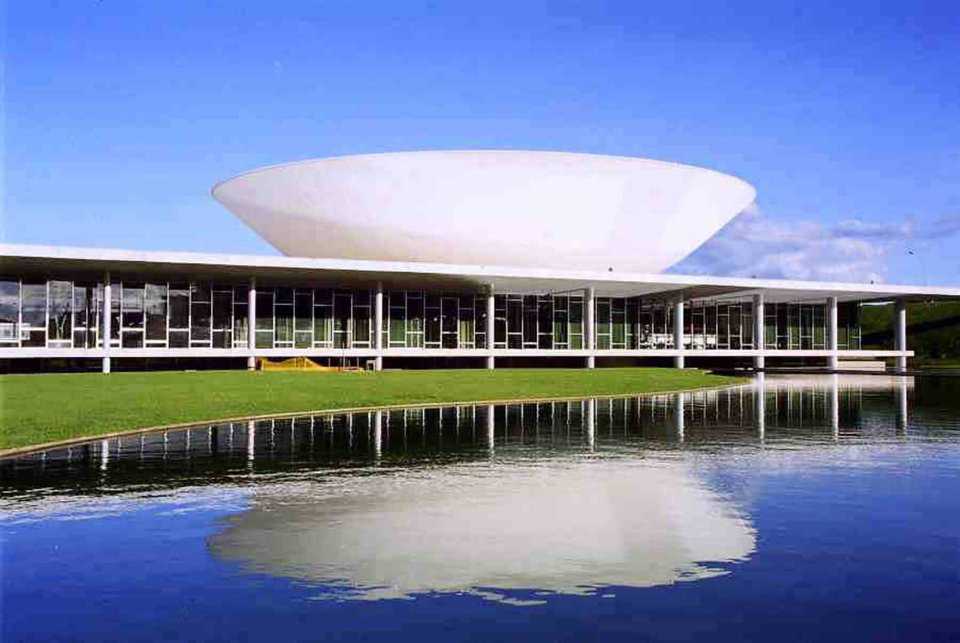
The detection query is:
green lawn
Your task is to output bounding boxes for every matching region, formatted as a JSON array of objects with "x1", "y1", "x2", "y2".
[{"x1": 0, "y1": 368, "x2": 744, "y2": 452}]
